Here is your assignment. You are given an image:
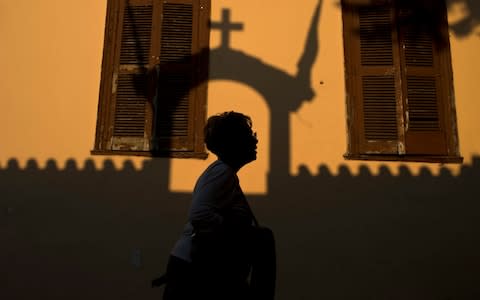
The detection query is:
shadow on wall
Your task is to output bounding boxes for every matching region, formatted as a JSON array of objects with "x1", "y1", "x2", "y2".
[
  {"x1": 447, "y1": 0, "x2": 480, "y2": 37},
  {"x1": 209, "y1": 0, "x2": 321, "y2": 184},
  {"x1": 133, "y1": 1, "x2": 322, "y2": 177},
  {"x1": 2, "y1": 156, "x2": 480, "y2": 299},
  {"x1": 339, "y1": 0, "x2": 480, "y2": 39}
]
